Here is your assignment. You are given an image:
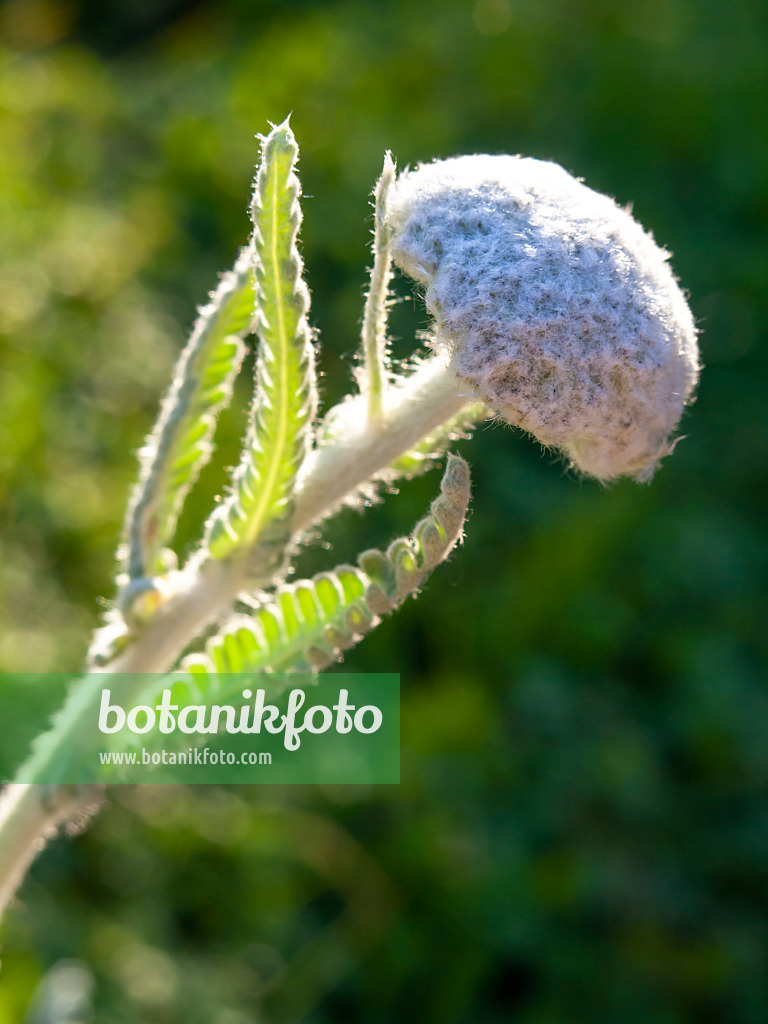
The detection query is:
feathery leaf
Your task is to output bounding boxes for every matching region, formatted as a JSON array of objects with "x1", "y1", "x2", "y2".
[
  {"x1": 205, "y1": 120, "x2": 317, "y2": 575},
  {"x1": 124, "y1": 249, "x2": 254, "y2": 579}
]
